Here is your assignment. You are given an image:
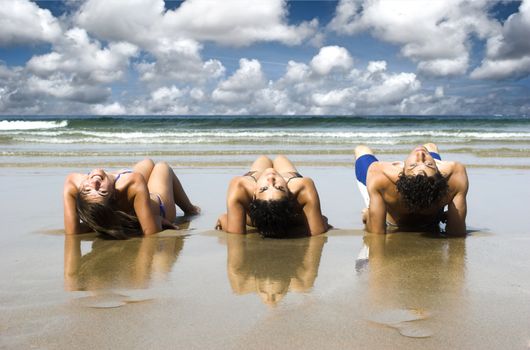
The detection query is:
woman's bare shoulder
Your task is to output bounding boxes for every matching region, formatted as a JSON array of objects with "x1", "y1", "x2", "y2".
[{"x1": 64, "y1": 173, "x2": 84, "y2": 189}]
